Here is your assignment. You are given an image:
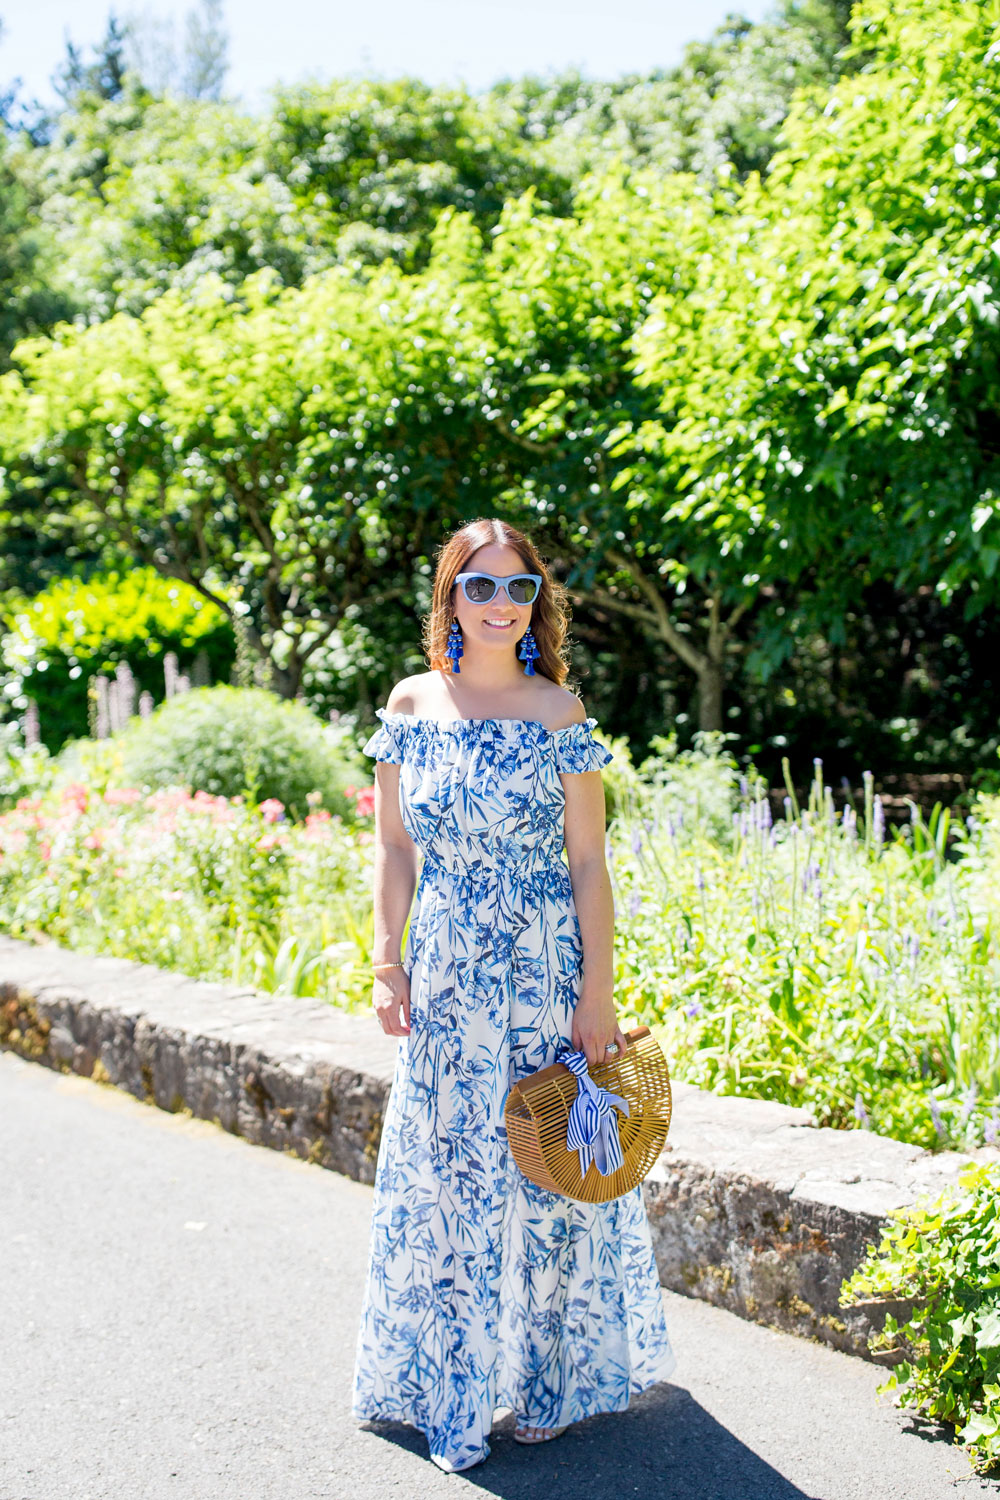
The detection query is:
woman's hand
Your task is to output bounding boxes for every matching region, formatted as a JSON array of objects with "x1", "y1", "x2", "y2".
[
  {"x1": 372, "y1": 968, "x2": 411, "y2": 1036},
  {"x1": 571, "y1": 991, "x2": 627, "y2": 1068}
]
